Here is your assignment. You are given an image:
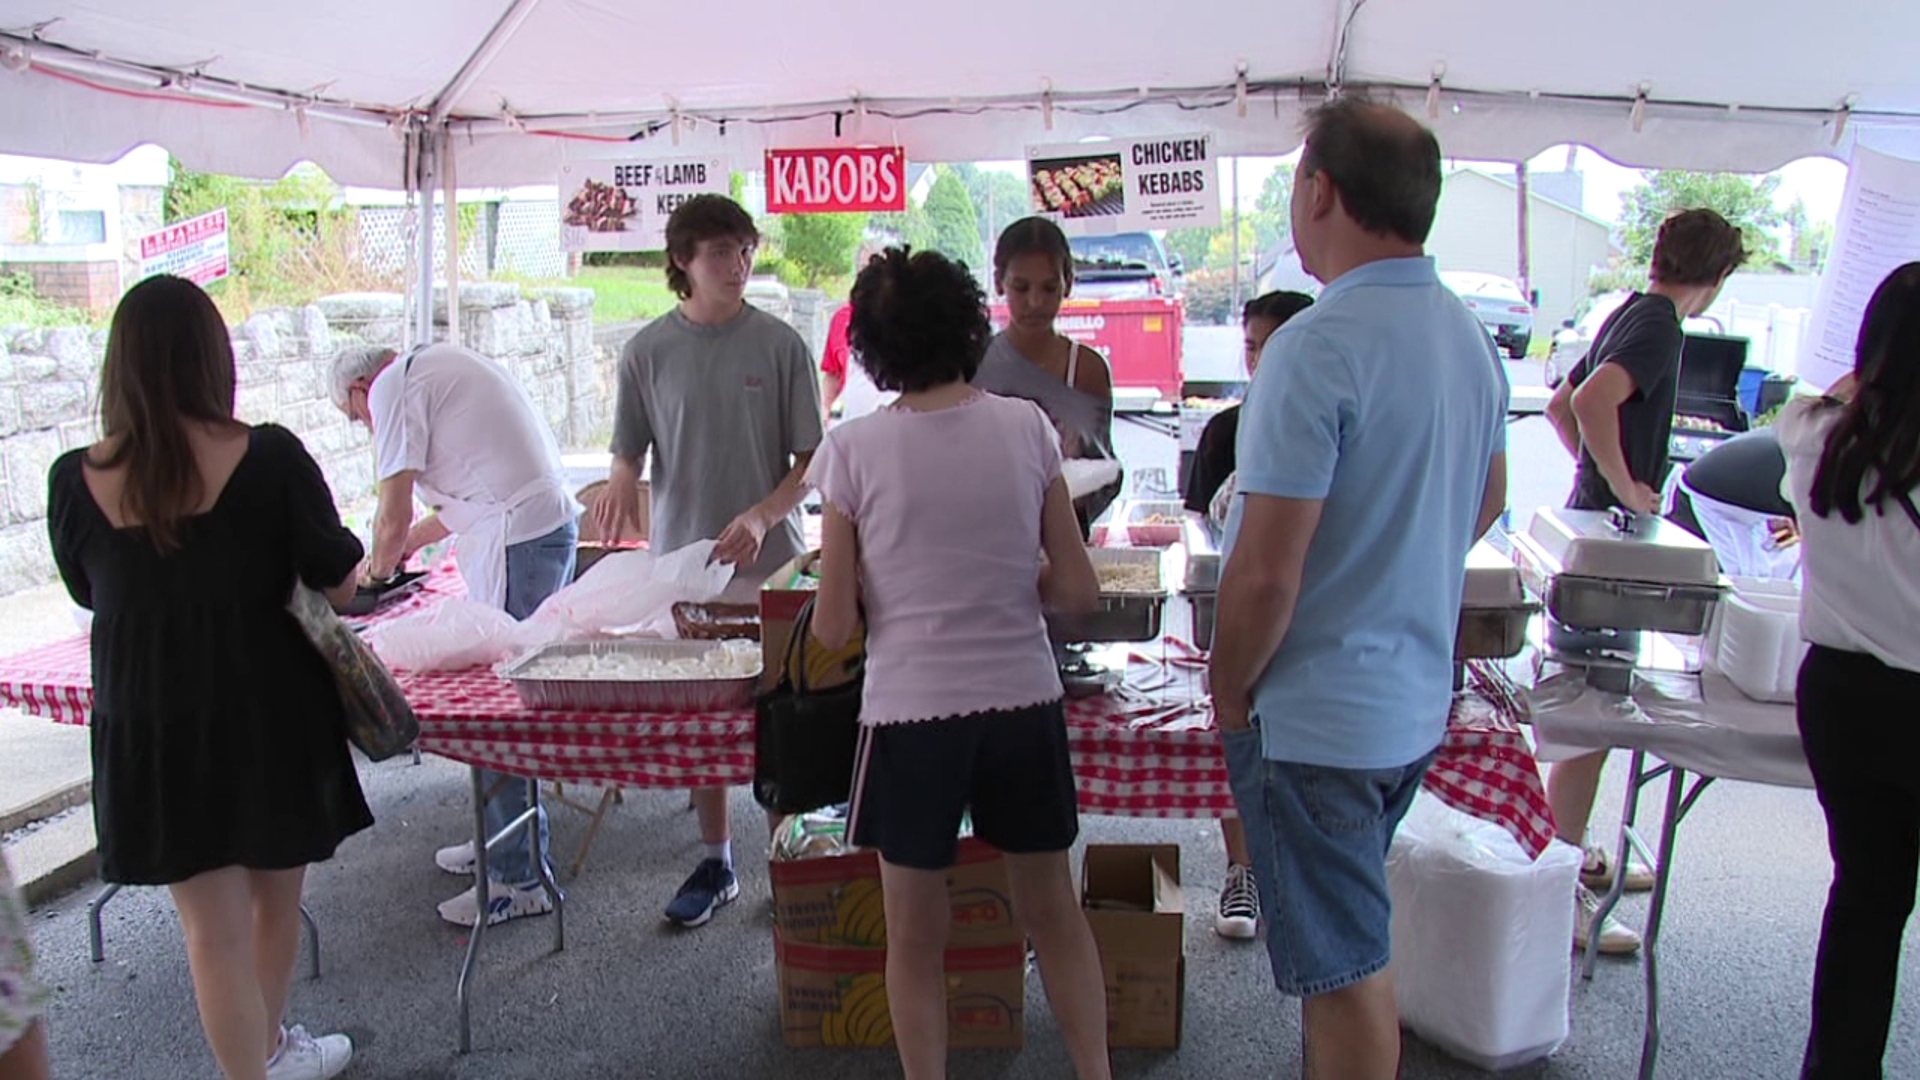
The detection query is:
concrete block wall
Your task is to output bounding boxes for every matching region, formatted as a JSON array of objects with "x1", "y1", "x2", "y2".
[{"x1": 0, "y1": 286, "x2": 601, "y2": 595}]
